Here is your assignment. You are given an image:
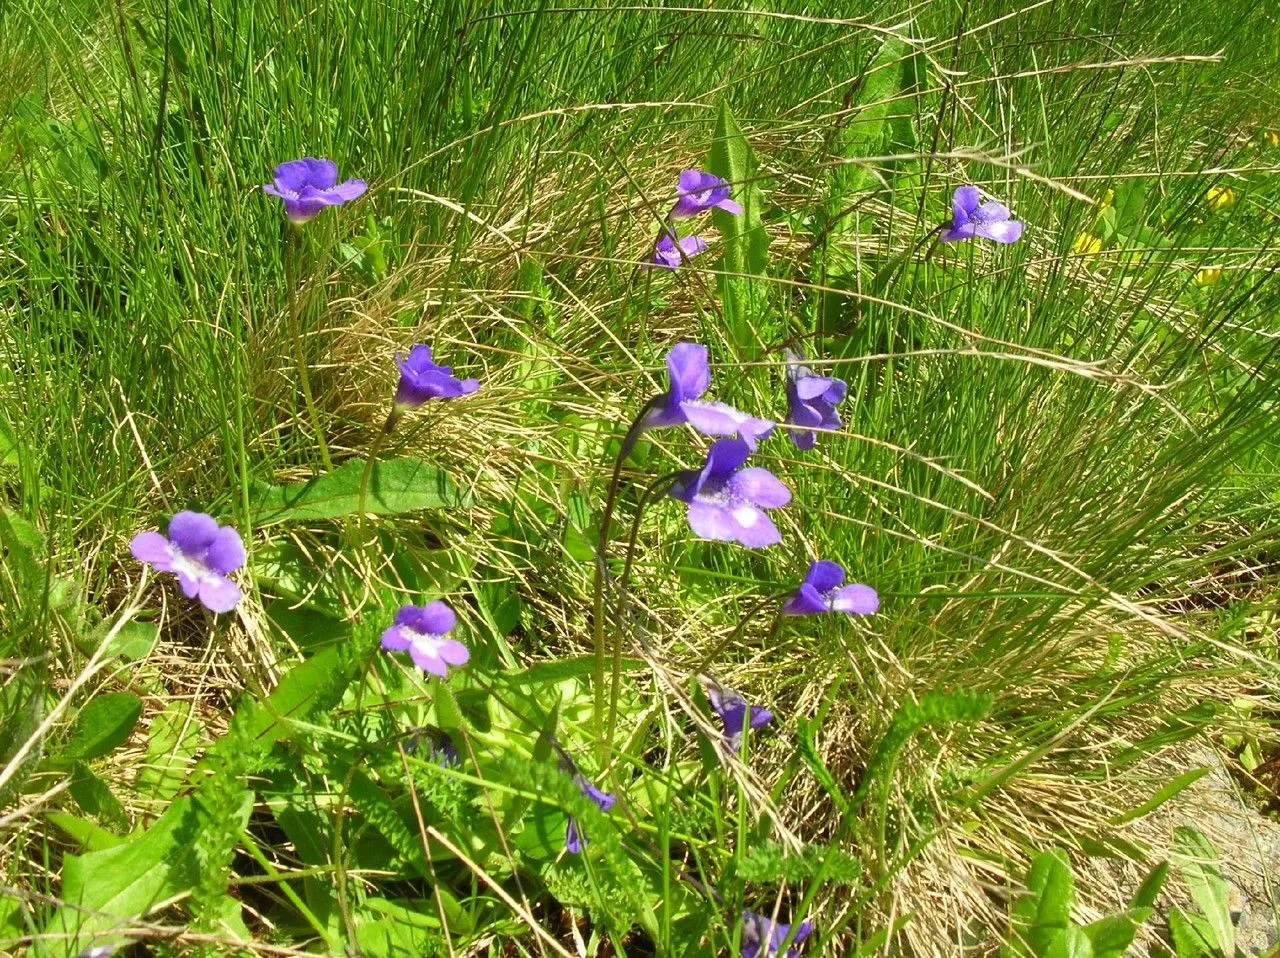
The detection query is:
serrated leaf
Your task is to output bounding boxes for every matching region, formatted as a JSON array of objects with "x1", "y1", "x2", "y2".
[
  {"x1": 65, "y1": 692, "x2": 141, "y2": 760},
  {"x1": 1171, "y1": 827, "x2": 1234, "y2": 955},
  {"x1": 252, "y1": 456, "x2": 468, "y2": 526}
]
